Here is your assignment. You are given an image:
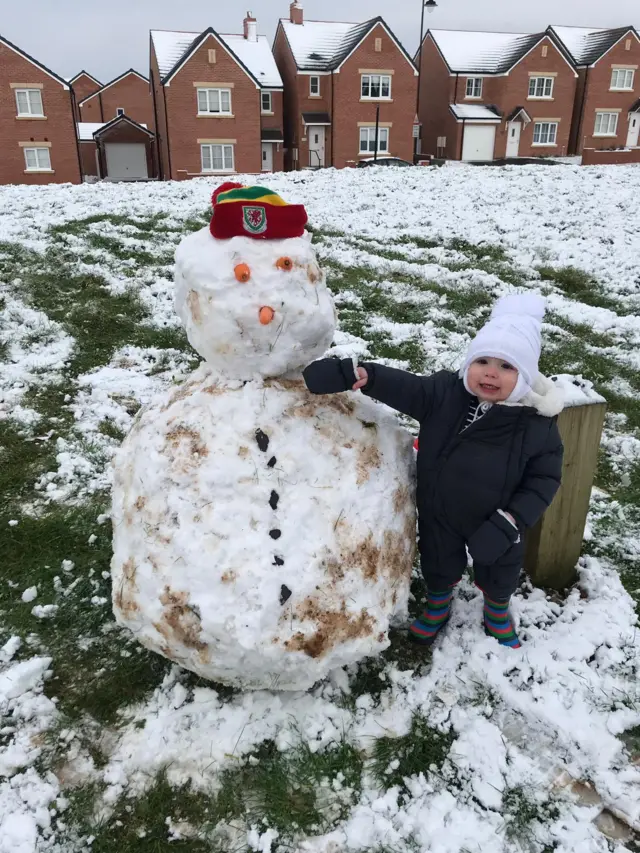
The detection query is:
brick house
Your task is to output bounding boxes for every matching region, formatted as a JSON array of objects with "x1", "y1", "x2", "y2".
[
  {"x1": 78, "y1": 69, "x2": 154, "y2": 129},
  {"x1": 150, "y1": 14, "x2": 284, "y2": 180},
  {"x1": 417, "y1": 29, "x2": 578, "y2": 161},
  {"x1": 78, "y1": 116, "x2": 157, "y2": 181},
  {"x1": 549, "y1": 26, "x2": 640, "y2": 155},
  {"x1": 273, "y1": 2, "x2": 418, "y2": 170},
  {"x1": 0, "y1": 32, "x2": 81, "y2": 185},
  {"x1": 69, "y1": 71, "x2": 101, "y2": 120}
]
